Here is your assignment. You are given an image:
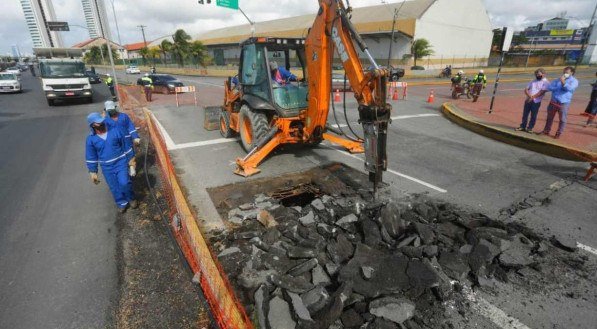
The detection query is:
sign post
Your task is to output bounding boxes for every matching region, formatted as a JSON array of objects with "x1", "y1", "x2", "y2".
[
  {"x1": 489, "y1": 27, "x2": 513, "y2": 114},
  {"x1": 47, "y1": 21, "x2": 69, "y2": 31}
]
